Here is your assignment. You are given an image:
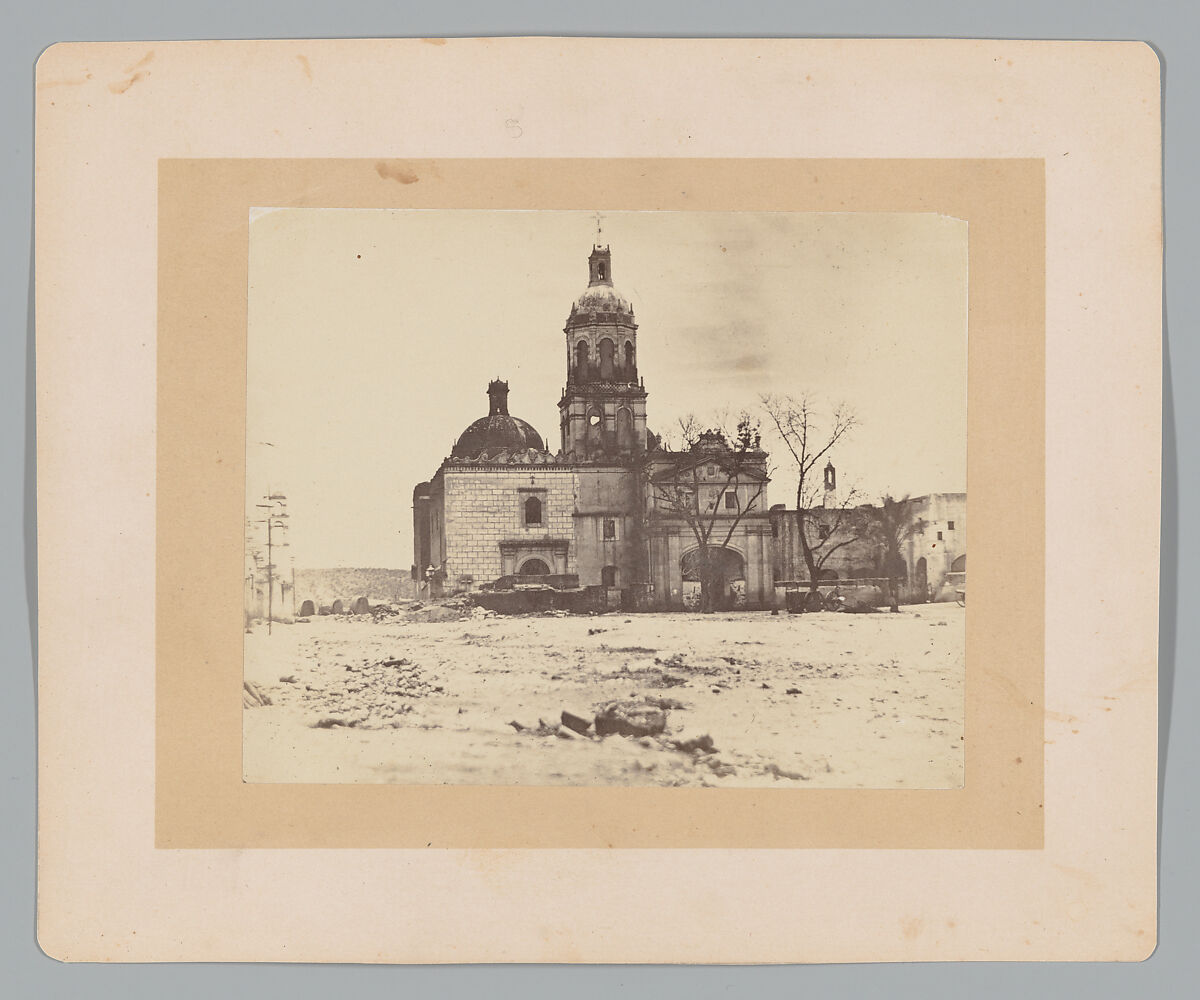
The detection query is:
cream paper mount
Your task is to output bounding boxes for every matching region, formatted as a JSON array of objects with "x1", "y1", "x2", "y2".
[{"x1": 35, "y1": 38, "x2": 1160, "y2": 963}]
